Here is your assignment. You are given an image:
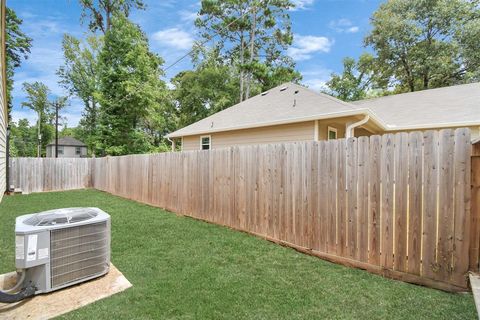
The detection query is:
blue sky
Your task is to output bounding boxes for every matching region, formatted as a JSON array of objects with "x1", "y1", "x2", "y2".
[{"x1": 9, "y1": 0, "x2": 383, "y2": 127}]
